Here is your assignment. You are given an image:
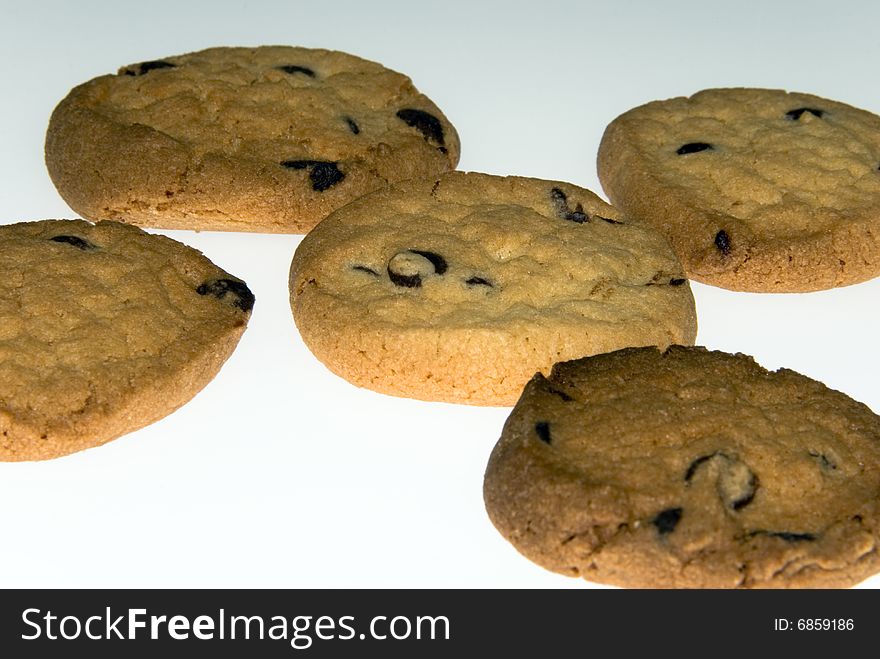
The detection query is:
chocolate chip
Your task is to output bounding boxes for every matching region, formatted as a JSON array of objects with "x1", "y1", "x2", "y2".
[
  {"x1": 387, "y1": 270, "x2": 421, "y2": 287},
  {"x1": 280, "y1": 160, "x2": 345, "y2": 192},
  {"x1": 684, "y1": 453, "x2": 719, "y2": 482},
  {"x1": 196, "y1": 278, "x2": 255, "y2": 312},
  {"x1": 396, "y1": 109, "x2": 446, "y2": 147},
  {"x1": 123, "y1": 60, "x2": 176, "y2": 76},
  {"x1": 714, "y1": 230, "x2": 731, "y2": 256},
  {"x1": 785, "y1": 108, "x2": 824, "y2": 121},
  {"x1": 49, "y1": 235, "x2": 97, "y2": 251},
  {"x1": 352, "y1": 265, "x2": 379, "y2": 276},
  {"x1": 535, "y1": 421, "x2": 552, "y2": 444},
  {"x1": 645, "y1": 274, "x2": 687, "y2": 287},
  {"x1": 684, "y1": 452, "x2": 757, "y2": 511},
  {"x1": 409, "y1": 250, "x2": 447, "y2": 275},
  {"x1": 546, "y1": 386, "x2": 573, "y2": 402},
  {"x1": 345, "y1": 117, "x2": 360, "y2": 134},
  {"x1": 808, "y1": 451, "x2": 837, "y2": 471},
  {"x1": 771, "y1": 532, "x2": 816, "y2": 542},
  {"x1": 748, "y1": 530, "x2": 816, "y2": 543},
  {"x1": 653, "y1": 508, "x2": 682, "y2": 535},
  {"x1": 728, "y1": 471, "x2": 758, "y2": 511},
  {"x1": 465, "y1": 276, "x2": 493, "y2": 288},
  {"x1": 676, "y1": 142, "x2": 713, "y2": 155},
  {"x1": 277, "y1": 65, "x2": 316, "y2": 77},
  {"x1": 387, "y1": 250, "x2": 446, "y2": 288},
  {"x1": 550, "y1": 187, "x2": 588, "y2": 223}
]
